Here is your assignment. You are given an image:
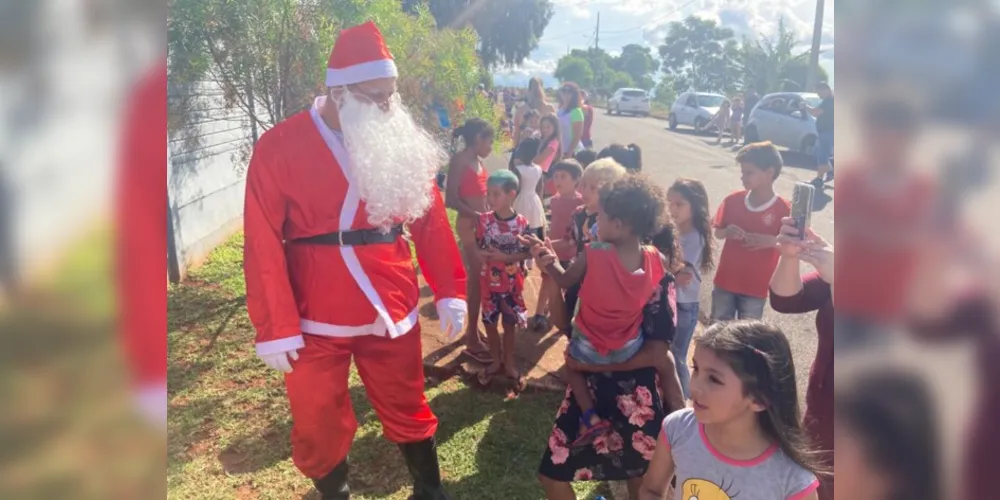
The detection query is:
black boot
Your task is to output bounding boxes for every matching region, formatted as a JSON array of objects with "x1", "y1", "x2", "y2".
[
  {"x1": 398, "y1": 437, "x2": 450, "y2": 500},
  {"x1": 312, "y1": 458, "x2": 350, "y2": 499}
]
